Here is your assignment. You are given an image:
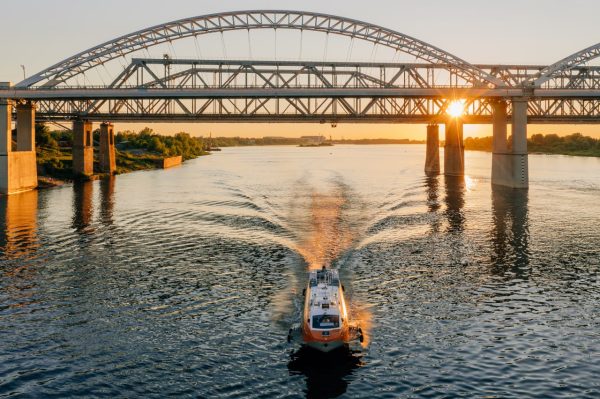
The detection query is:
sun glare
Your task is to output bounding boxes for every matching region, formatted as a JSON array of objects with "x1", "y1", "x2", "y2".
[{"x1": 447, "y1": 100, "x2": 466, "y2": 117}]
